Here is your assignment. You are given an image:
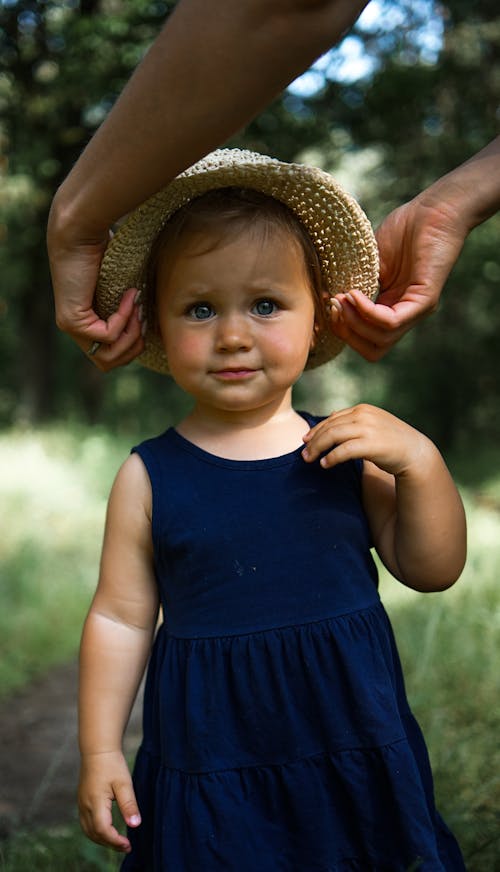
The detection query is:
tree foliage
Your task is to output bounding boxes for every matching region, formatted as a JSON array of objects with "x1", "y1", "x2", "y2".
[{"x1": 1, "y1": 0, "x2": 499, "y2": 450}]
